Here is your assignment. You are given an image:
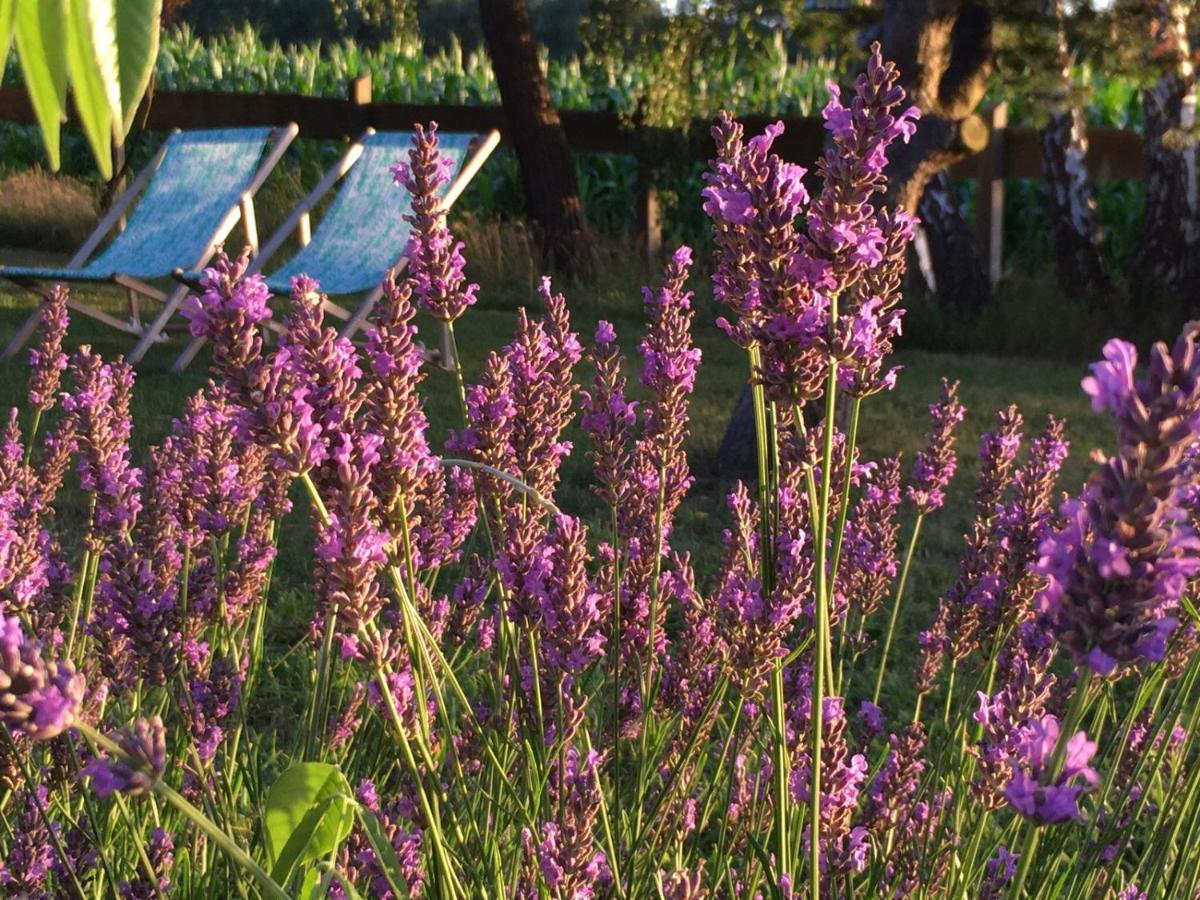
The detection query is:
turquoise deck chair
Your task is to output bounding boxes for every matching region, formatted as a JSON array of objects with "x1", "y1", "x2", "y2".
[
  {"x1": 1, "y1": 125, "x2": 298, "y2": 362},
  {"x1": 169, "y1": 127, "x2": 501, "y2": 372}
]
